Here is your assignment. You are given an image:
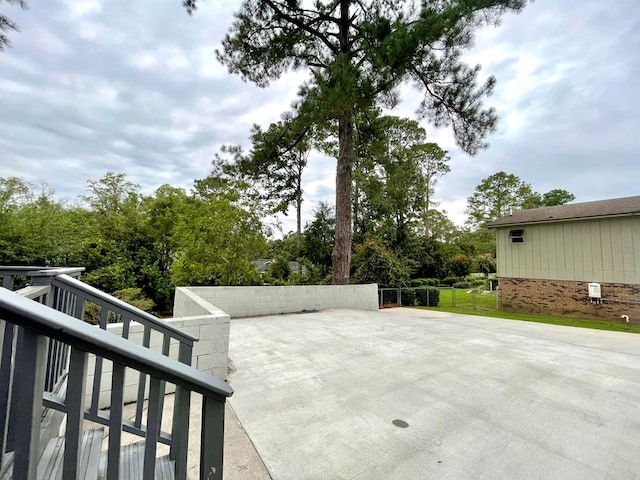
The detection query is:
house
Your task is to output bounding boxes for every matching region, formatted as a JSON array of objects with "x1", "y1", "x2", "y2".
[
  {"x1": 253, "y1": 258, "x2": 307, "y2": 275},
  {"x1": 487, "y1": 195, "x2": 640, "y2": 323}
]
